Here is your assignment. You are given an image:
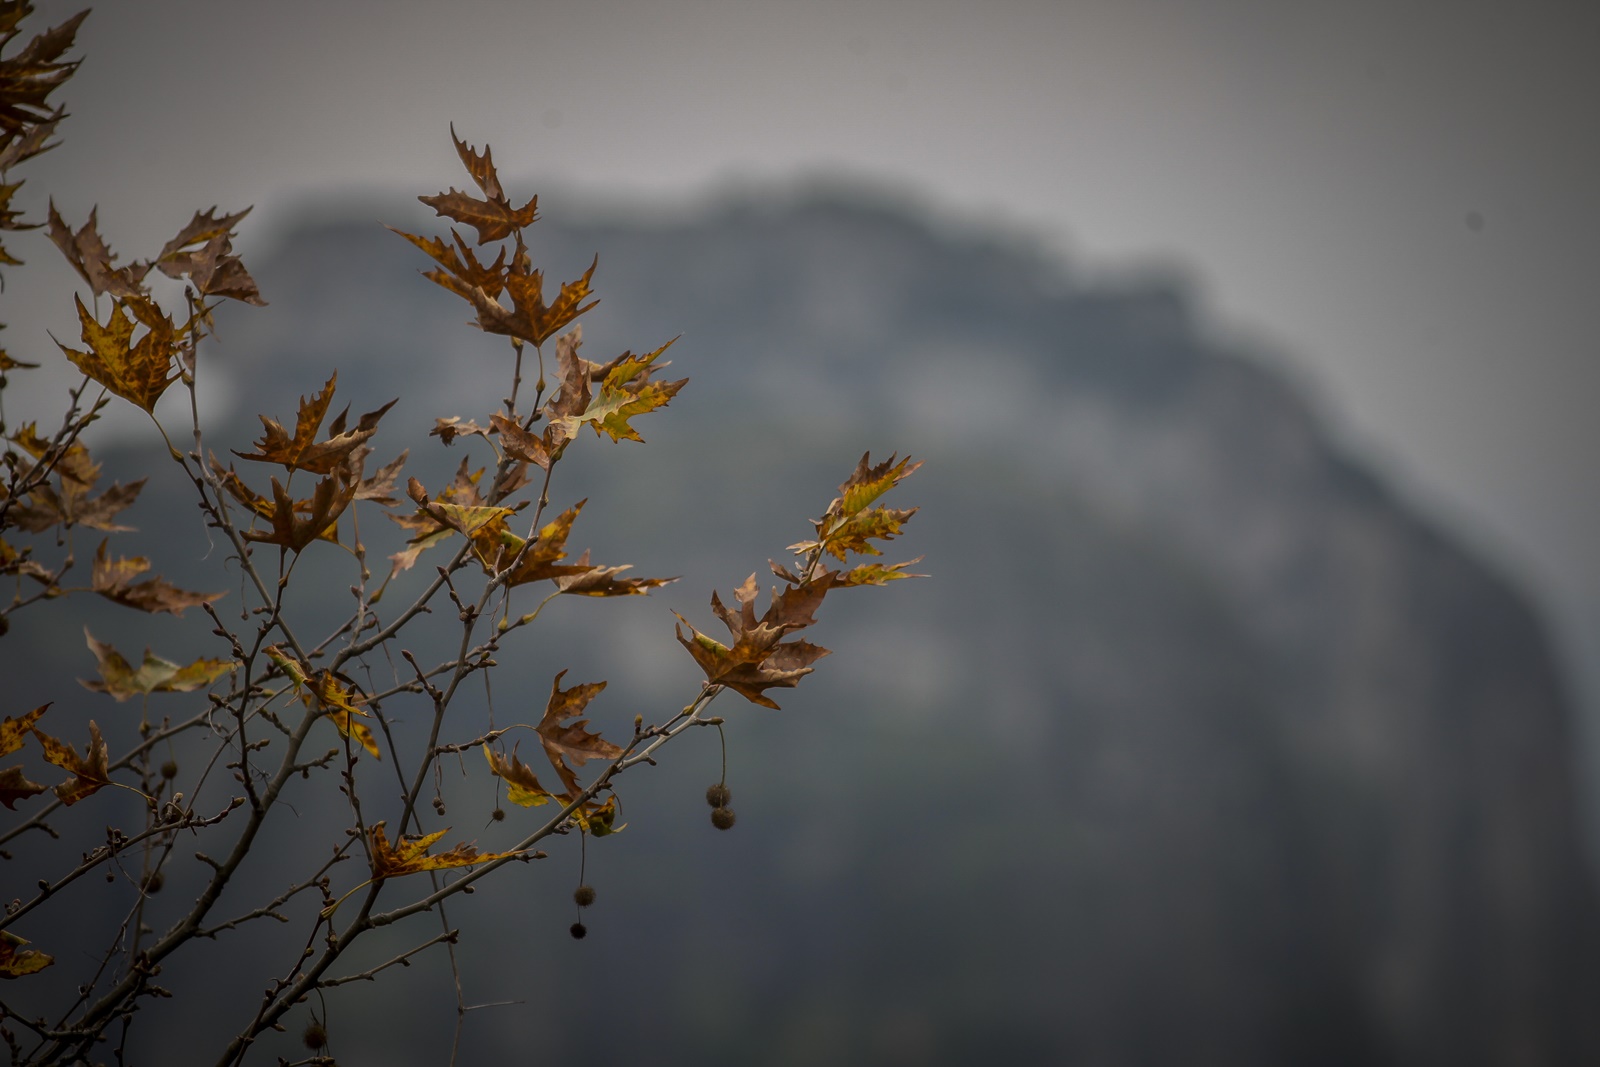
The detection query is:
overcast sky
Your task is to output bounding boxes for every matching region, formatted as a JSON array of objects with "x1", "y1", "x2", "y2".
[{"x1": 9, "y1": 0, "x2": 1600, "y2": 700}]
